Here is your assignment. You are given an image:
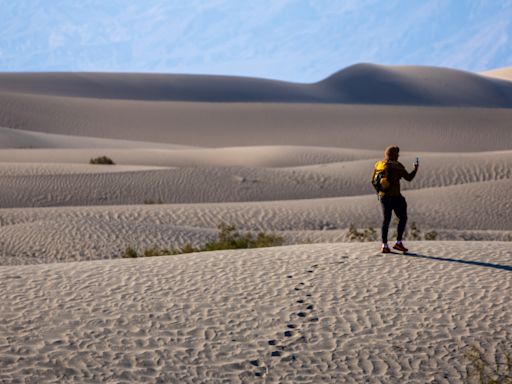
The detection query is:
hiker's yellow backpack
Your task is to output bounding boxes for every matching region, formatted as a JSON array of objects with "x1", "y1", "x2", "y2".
[{"x1": 372, "y1": 160, "x2": 390, "y2": 194}]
